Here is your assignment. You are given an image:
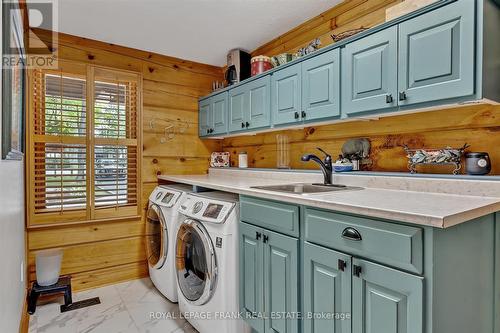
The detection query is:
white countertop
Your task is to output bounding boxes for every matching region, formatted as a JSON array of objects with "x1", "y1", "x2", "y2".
[{"x1": 158, "y1": 169, "x2": 500, "y2": 228}]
